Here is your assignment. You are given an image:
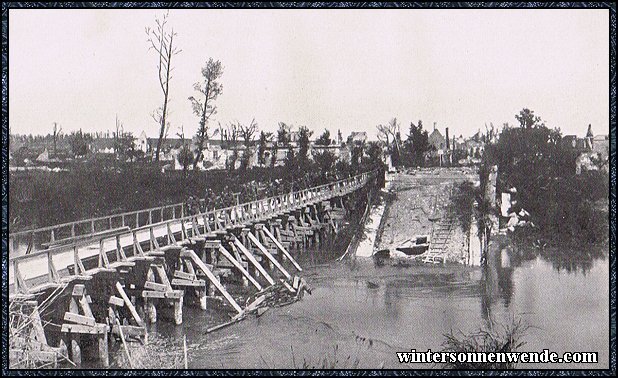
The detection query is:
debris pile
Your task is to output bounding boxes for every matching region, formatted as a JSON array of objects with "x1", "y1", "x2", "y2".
[
  {"x1": 206, "y1": 277, "x2": 312, "y2": 334},
  {"x1": 499, "y1": 188, "x2": 534, "y2": 232},
  {"x1": 9, "y1": 297, "x2": 69, "y2": 368}
]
